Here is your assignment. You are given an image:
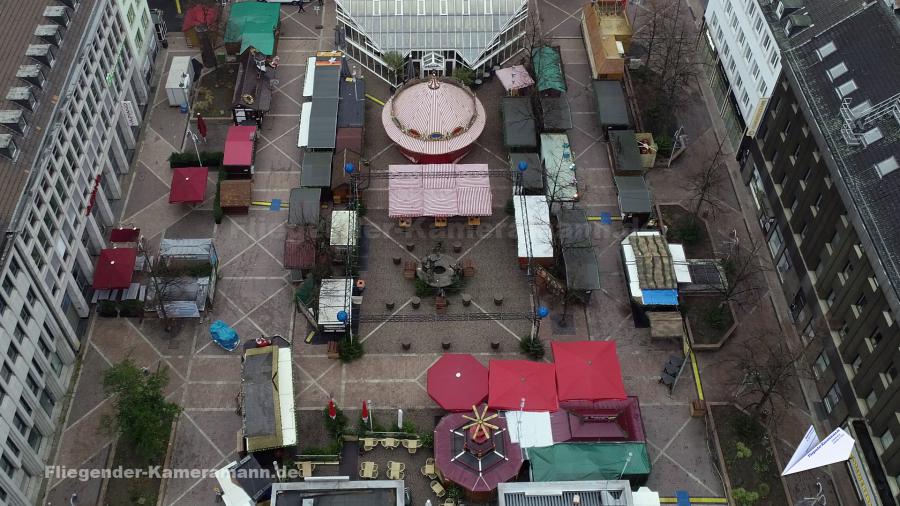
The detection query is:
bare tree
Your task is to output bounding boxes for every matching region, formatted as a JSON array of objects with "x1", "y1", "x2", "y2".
[
  {"x1": 729, "y1": 335, "x2": 807, "y2": 424},
  {"x1": 718, "y1": 236, "x2": 769, "y2": 308},
  {"x1": 630, "y1": 0, "x2": 704, "y2": 129},
  {"x1": 684, "y1": 137, "x2": 728, "y2": 224}
]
